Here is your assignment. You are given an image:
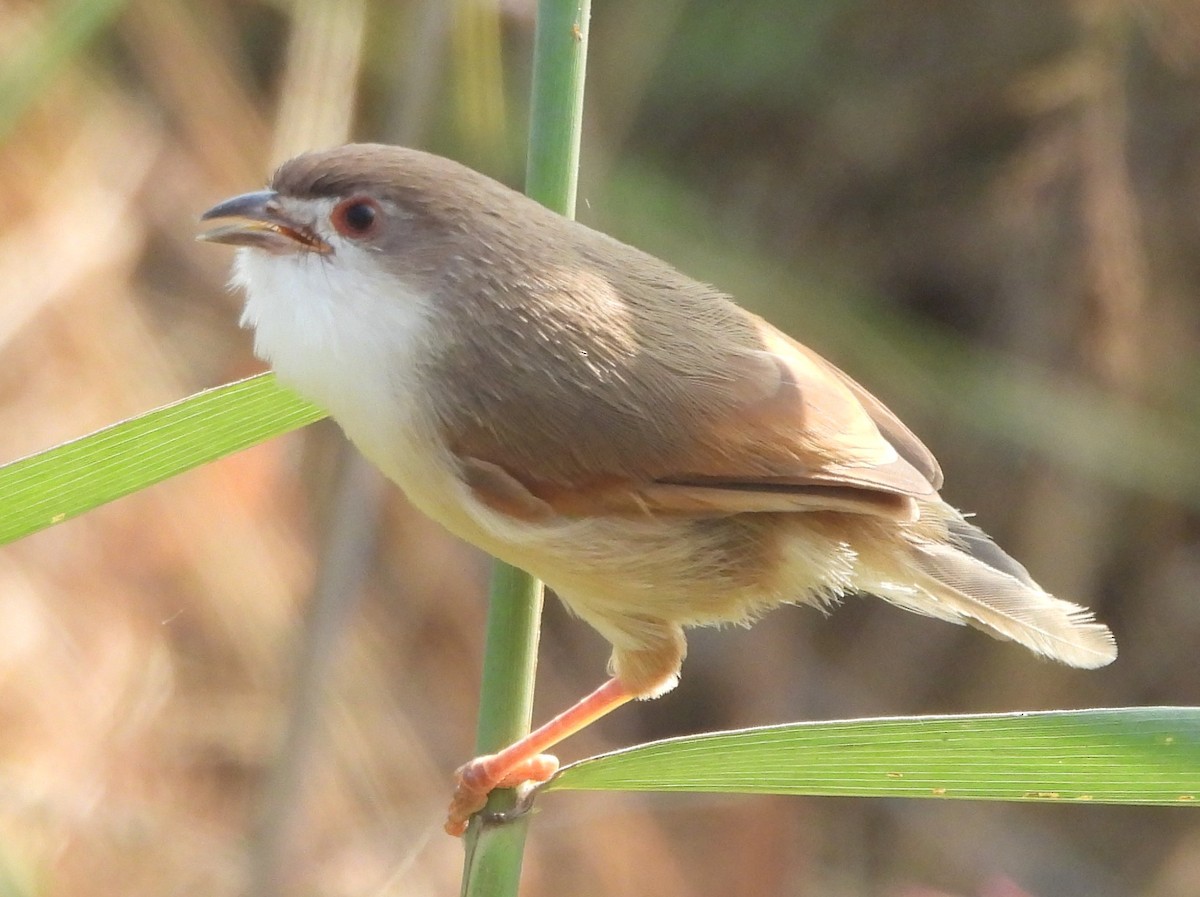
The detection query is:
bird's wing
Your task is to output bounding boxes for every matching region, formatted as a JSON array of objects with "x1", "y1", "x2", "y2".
[
  {"x1": 786, "y1": 337, "x2": 943, "y2": 490},
  {"x1": 448, "y1": 307, "x2": 941, "y2": 524}
]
